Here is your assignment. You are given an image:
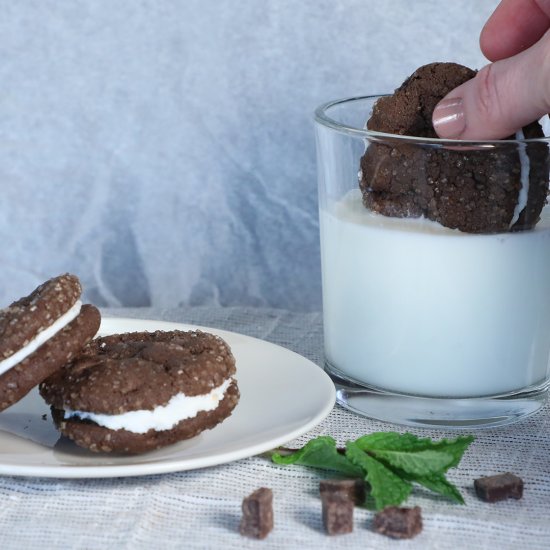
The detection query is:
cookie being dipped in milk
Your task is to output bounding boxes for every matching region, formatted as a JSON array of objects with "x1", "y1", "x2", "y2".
[
  {"x1": 360, "y1": 62, "x2": 549, "y2": 233},
  {"x1": 320, "y1": 62, "x2": 550, "y2": 400}
]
